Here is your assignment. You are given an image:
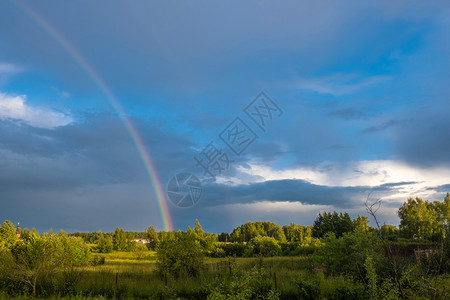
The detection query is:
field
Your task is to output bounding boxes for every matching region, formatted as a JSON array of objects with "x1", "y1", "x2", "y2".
[
  {"x1": 1, "y1": 250, "x2": 447, "y2": 300},
  {"x1": 70, "y1": 252, "x2": 316, "y2": 299}
]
